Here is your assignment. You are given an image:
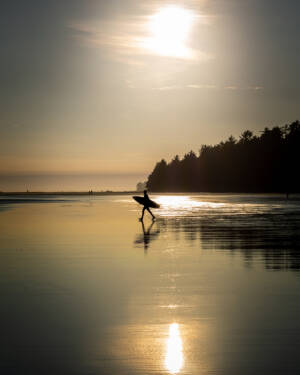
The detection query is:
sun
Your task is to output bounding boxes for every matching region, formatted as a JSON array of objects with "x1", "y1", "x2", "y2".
[{"x1": 144, "y1": 6, "x2": 195, "y2": 59}]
